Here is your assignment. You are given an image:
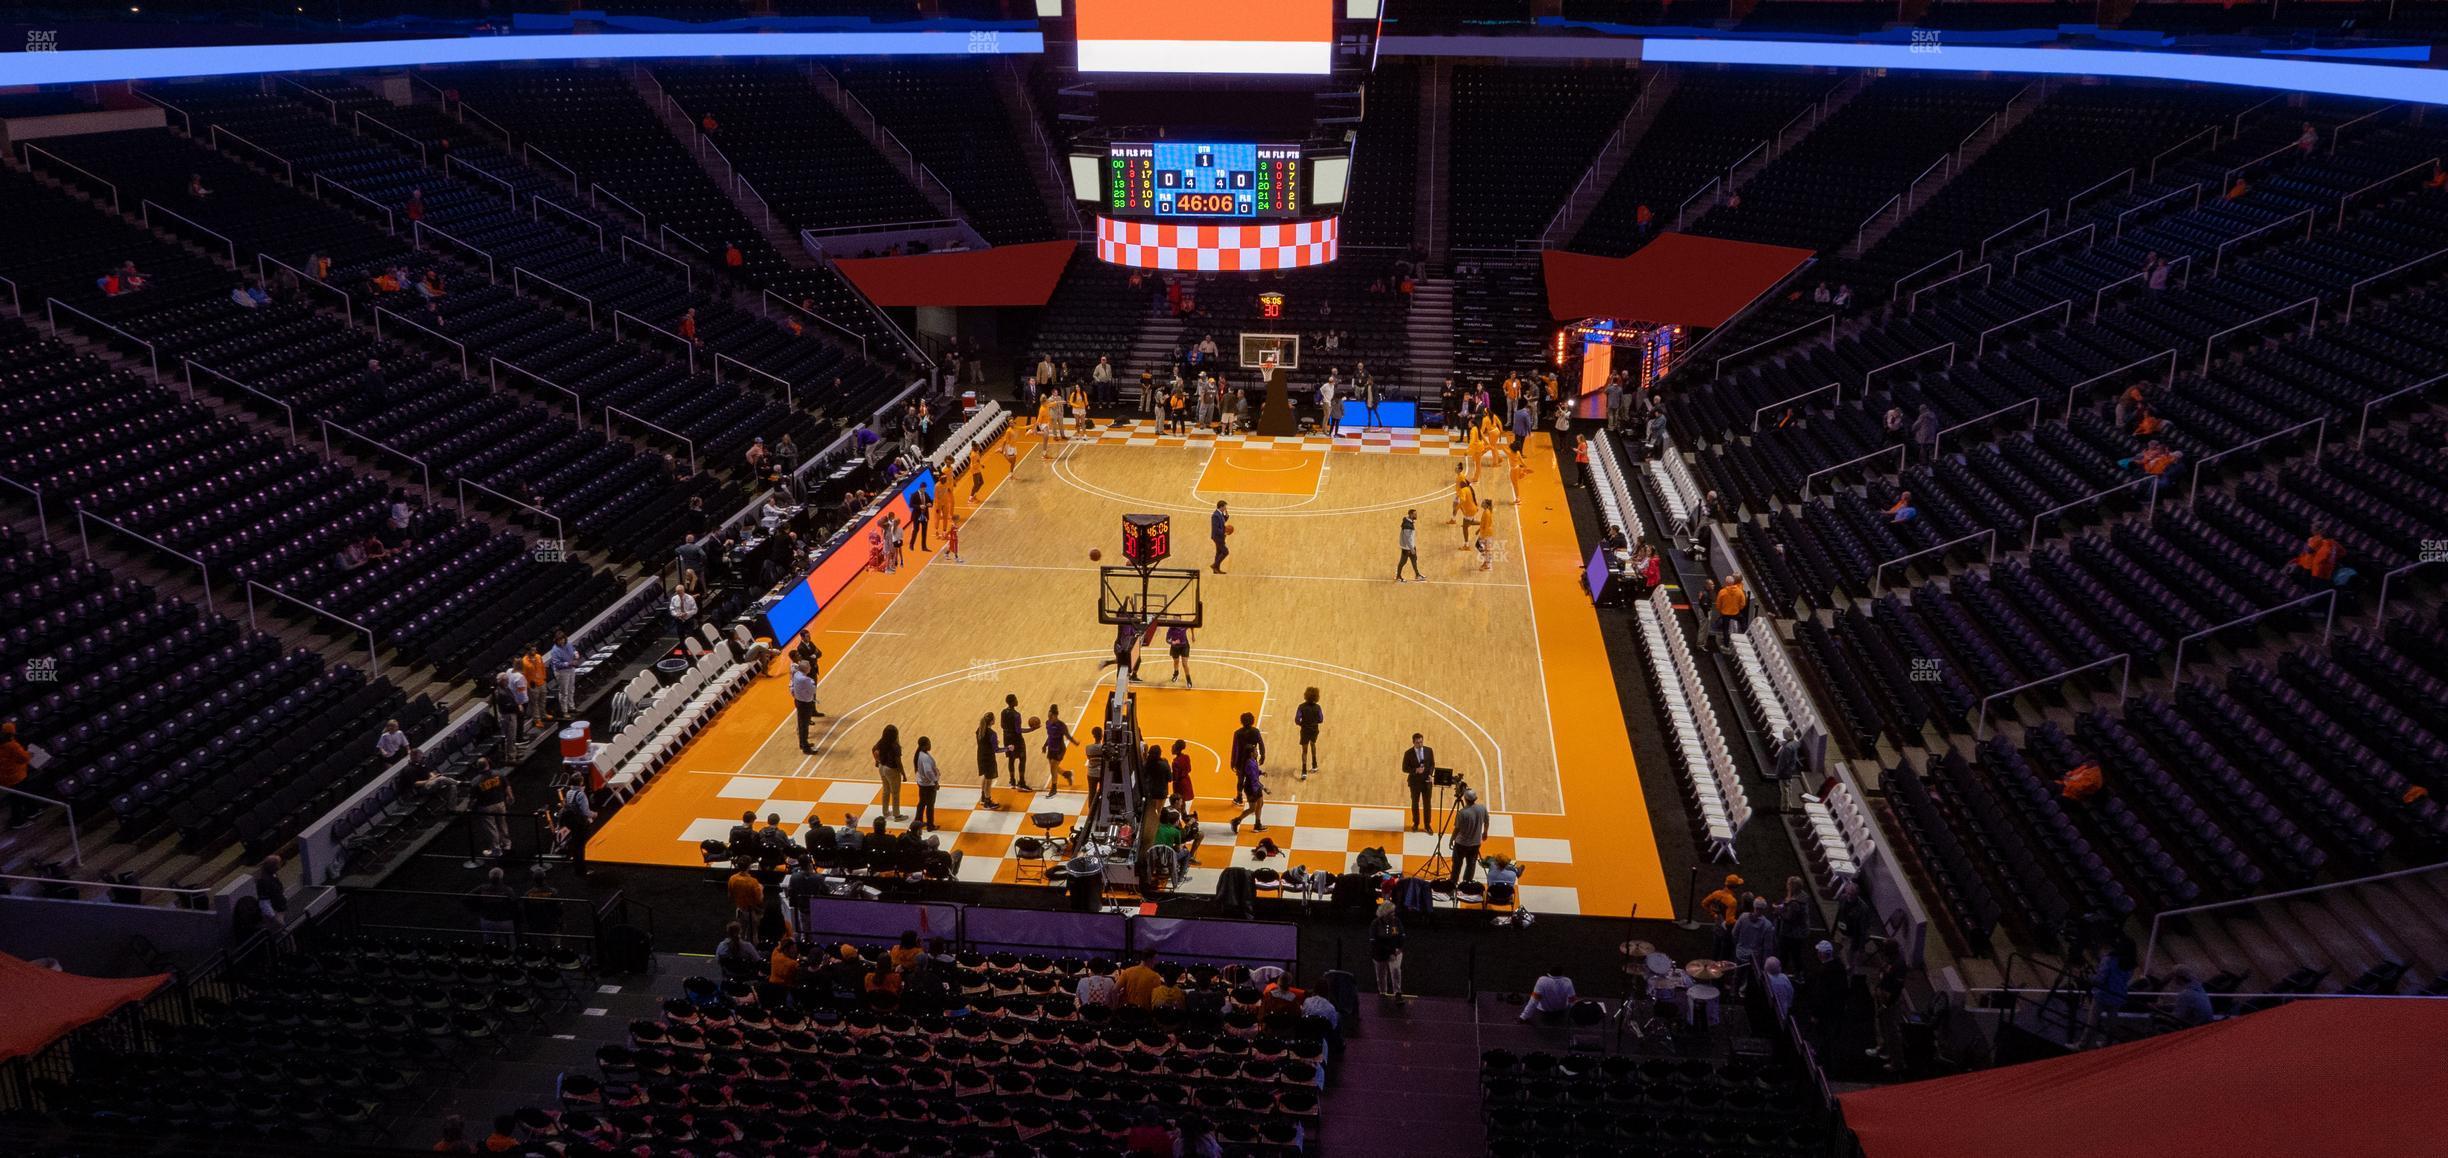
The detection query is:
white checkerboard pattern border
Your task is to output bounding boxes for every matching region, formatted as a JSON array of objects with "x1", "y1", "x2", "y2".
[
  {"x1": 1090, "y1": 420, "x2": 1457, "y2": 456},
  {"x1": 1095, "y1": 215, "x2": 1340, "y2": 272}
]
